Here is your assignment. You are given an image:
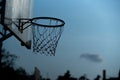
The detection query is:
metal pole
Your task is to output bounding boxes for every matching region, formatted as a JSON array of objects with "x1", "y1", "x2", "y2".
[
  {"x1": 0, "y1": 41, "x2": 2, "y2": 70},
  {"x1": 0, "y1": 0, "x2": 5, "y2": 66}
]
